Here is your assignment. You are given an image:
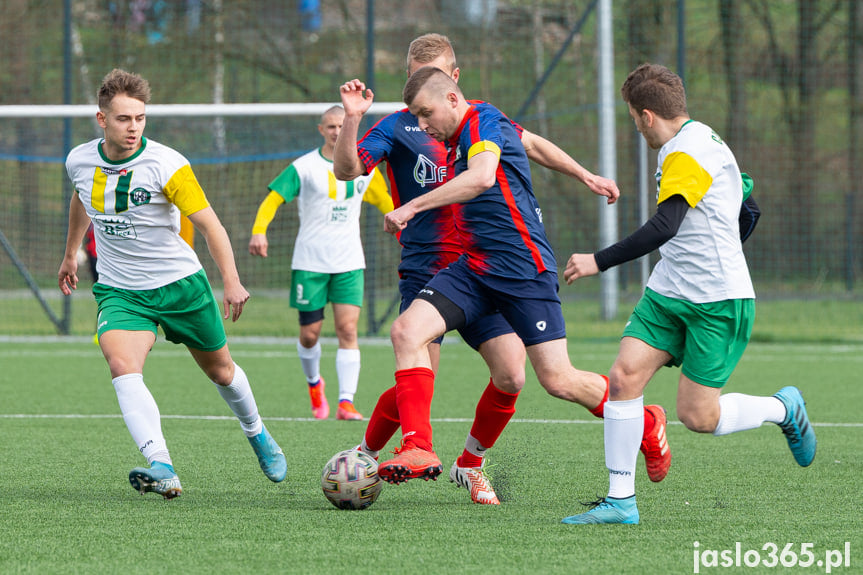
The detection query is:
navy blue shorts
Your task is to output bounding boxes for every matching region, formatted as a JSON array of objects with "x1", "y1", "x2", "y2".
[
  {"x1": 399, "y1": 270, "x2": 515, "y2": 351},
  {"x1": 423, "y1": 258, "x2": 566, "y2": 346}
]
